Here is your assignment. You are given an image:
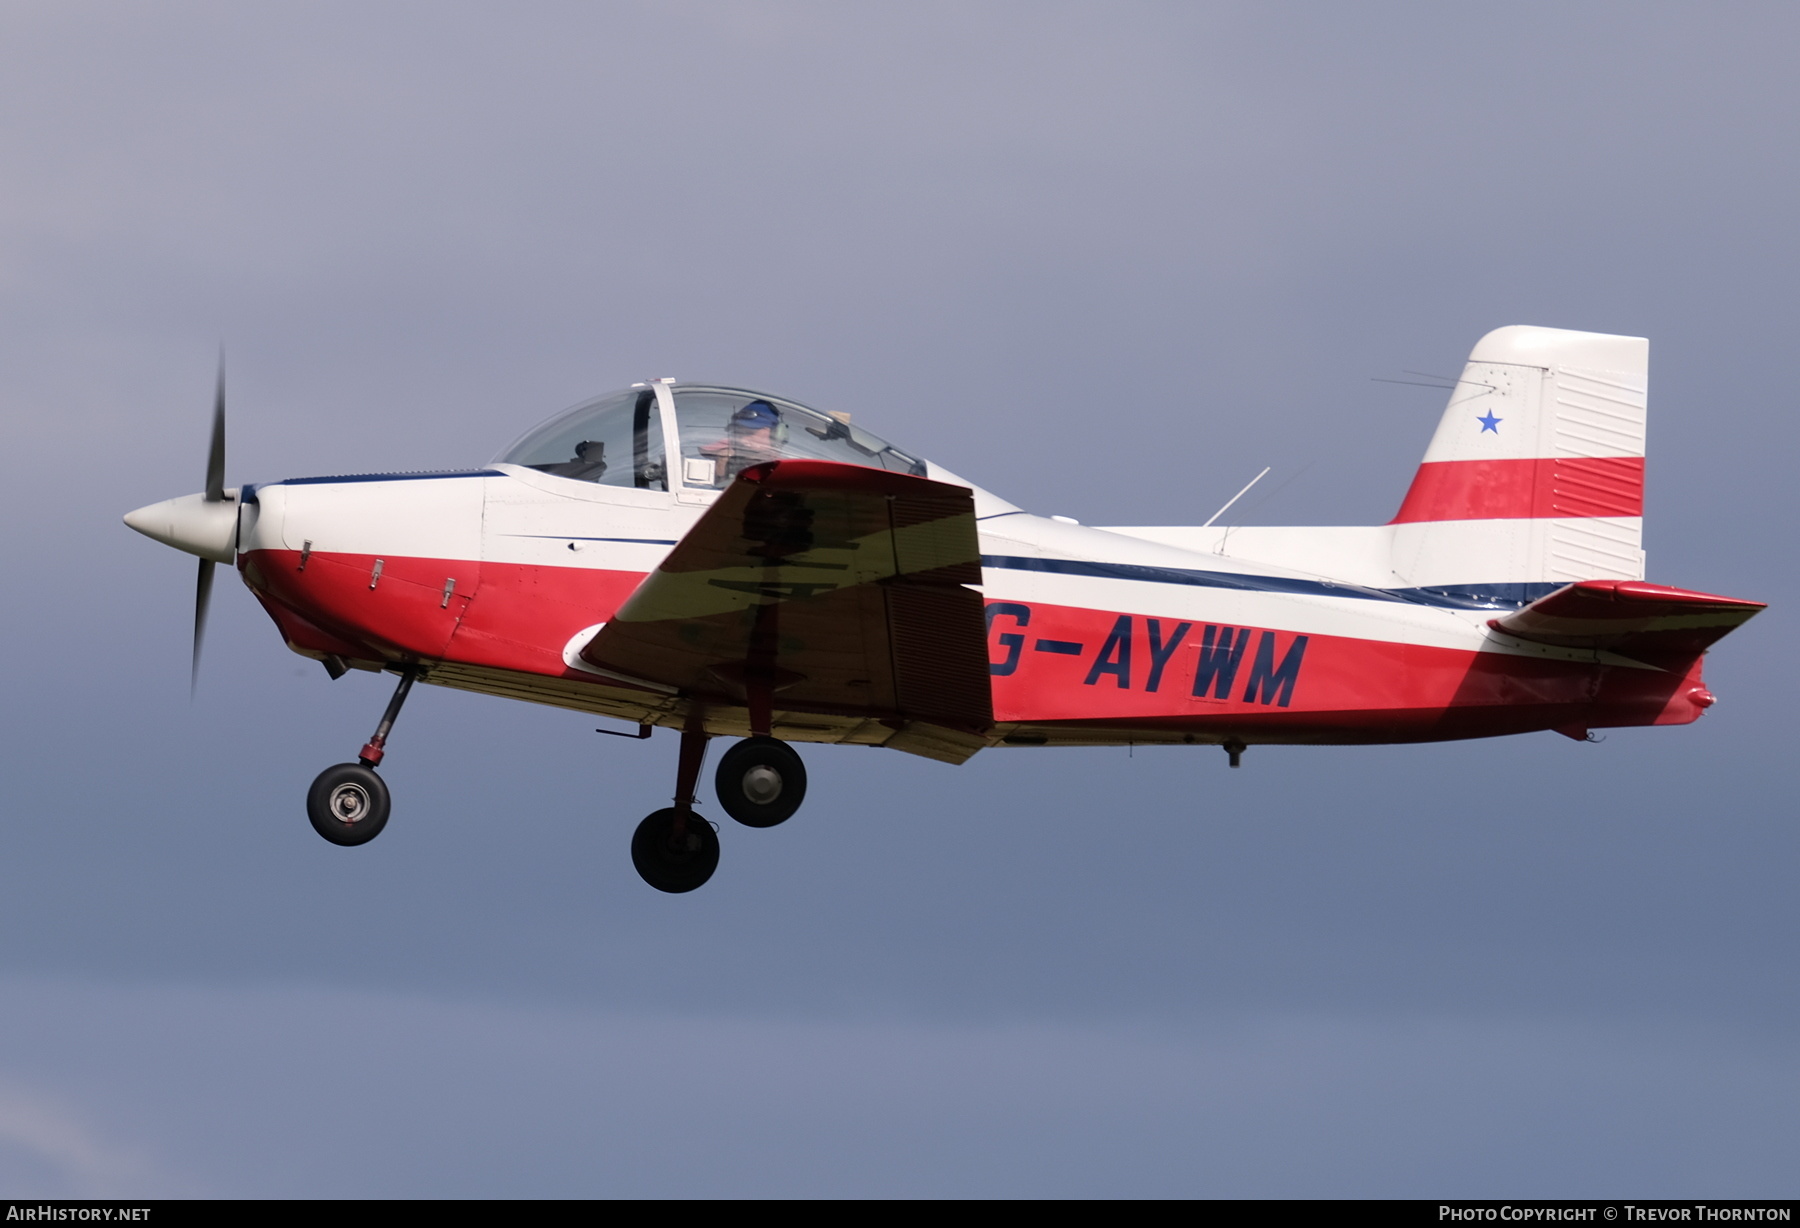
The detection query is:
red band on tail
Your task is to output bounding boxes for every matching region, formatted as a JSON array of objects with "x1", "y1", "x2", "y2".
[{"x1": 1391, "y1": 456, "x2": 1643, "y2": 523}]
